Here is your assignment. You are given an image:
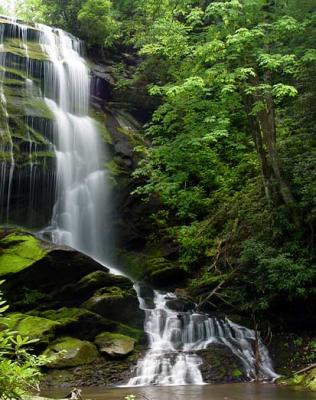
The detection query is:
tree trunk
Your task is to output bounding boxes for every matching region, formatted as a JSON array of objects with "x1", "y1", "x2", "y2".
[
  {"x1": 245, "y1": 74, "x2": 298, "y2": 223},
  {"x1": 244, "y1": 98, "x2": 274, "y2": 205},
  {"x1": 258, "y1": 93, "x2": 296, "y2": 207}
]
